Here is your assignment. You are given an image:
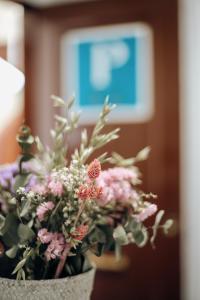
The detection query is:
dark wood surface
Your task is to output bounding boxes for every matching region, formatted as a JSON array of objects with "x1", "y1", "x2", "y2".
[{"x1": 24, "y1": 1, "x2": 180, "y2": 299}]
